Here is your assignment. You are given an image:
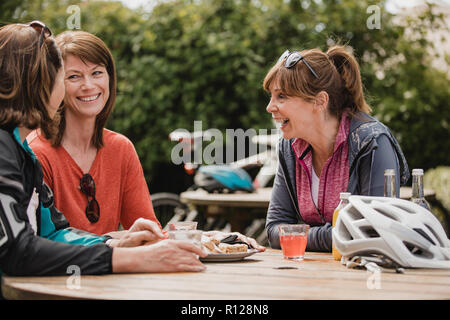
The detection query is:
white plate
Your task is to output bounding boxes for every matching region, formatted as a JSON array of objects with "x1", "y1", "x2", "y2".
[{"x1": 200, "y1": 249, "x2": 259, "y2": 262}]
